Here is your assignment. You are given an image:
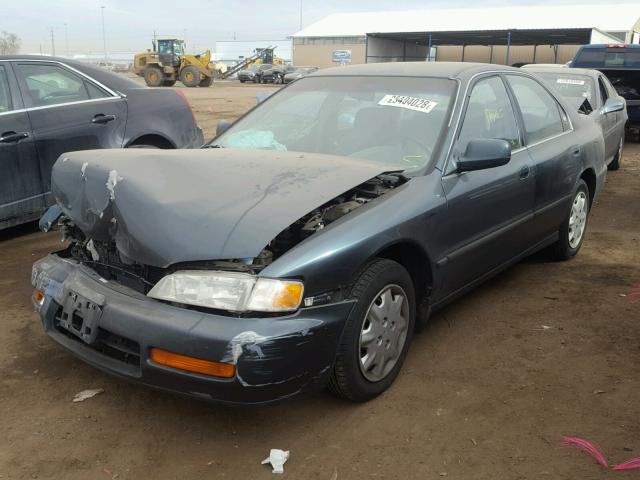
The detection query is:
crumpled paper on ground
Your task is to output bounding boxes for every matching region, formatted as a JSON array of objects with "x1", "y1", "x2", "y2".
[
  {"x1": 261, "y1": 449, "x2": 289, "y2": 474},
  {"x1": 73, "y1": 389, "x2": 104, "y2": 402}
]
